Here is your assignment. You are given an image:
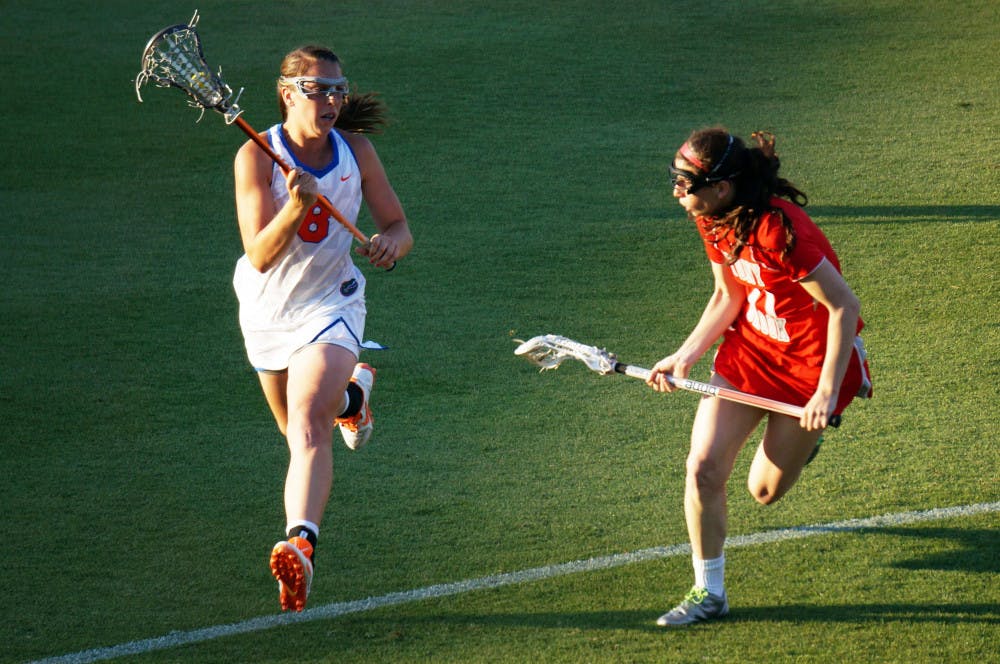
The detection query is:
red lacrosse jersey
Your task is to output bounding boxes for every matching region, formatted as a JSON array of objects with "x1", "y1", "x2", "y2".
[{"x1": 696, "y1": 197, "x2": 868, "y2": 413}]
